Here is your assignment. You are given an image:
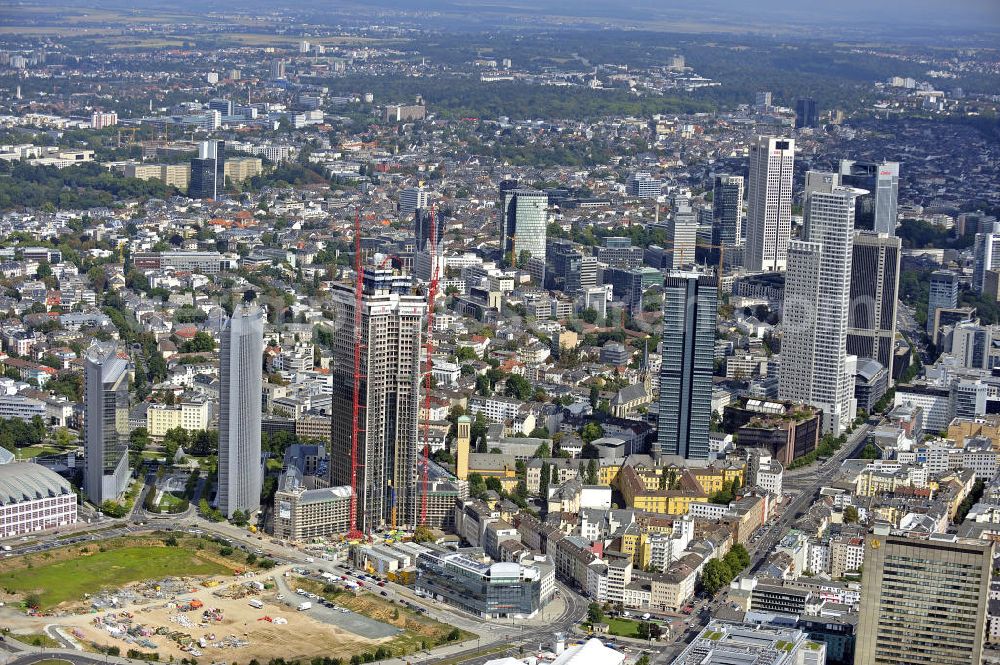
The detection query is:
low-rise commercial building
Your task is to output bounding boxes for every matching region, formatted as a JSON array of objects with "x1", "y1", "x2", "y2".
[
  {"x1": 0, "y1": 462, "x2": 78, "y2": 537},
  {"x1": 415, "y1": 546, "x2": 554, "y2": 618},
  {"x1": 272, "y1": 483, "x2": 351, "y2": 541}
]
